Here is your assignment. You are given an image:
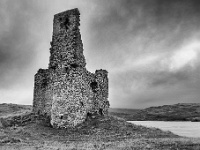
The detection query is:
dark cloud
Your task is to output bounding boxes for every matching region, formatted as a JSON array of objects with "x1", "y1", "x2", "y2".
[
  {"x1": 88, "y1": 0, "x2": 200, "y2": 53},
  {"x1": 0, "y1": 0, "x2": 44, "y2": 89},
  {"x1": 109, "y1": 54, "x2": 200, "y2": 108},
  {"x1": 84, "y1": 0, "x2": 200, "y2": 108},
  {"x1": 149, "y1": 70, "x2": 190, "y2": 87},
  {"x1": 1, "y1": 0, "x2": 200, "y2": 108}
]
